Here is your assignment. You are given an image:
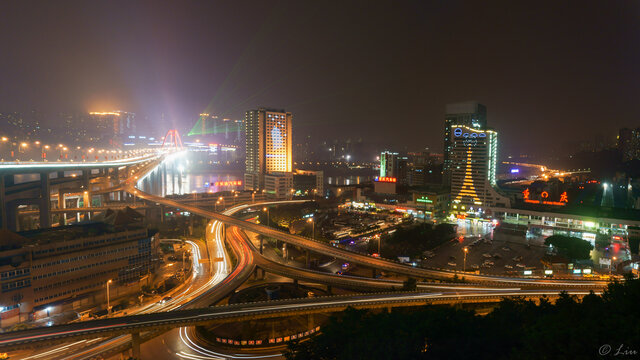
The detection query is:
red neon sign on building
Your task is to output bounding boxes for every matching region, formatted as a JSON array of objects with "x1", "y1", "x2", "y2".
[
  {"x1": 215, "y1": 180, "x2": 242, "y2": 187},
  {"x1": 523, "y1": 189, "x2": 569, "y2": 206},
  {"x1": 375, "y1": 177, "x2": 397, "y2": 183}
]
